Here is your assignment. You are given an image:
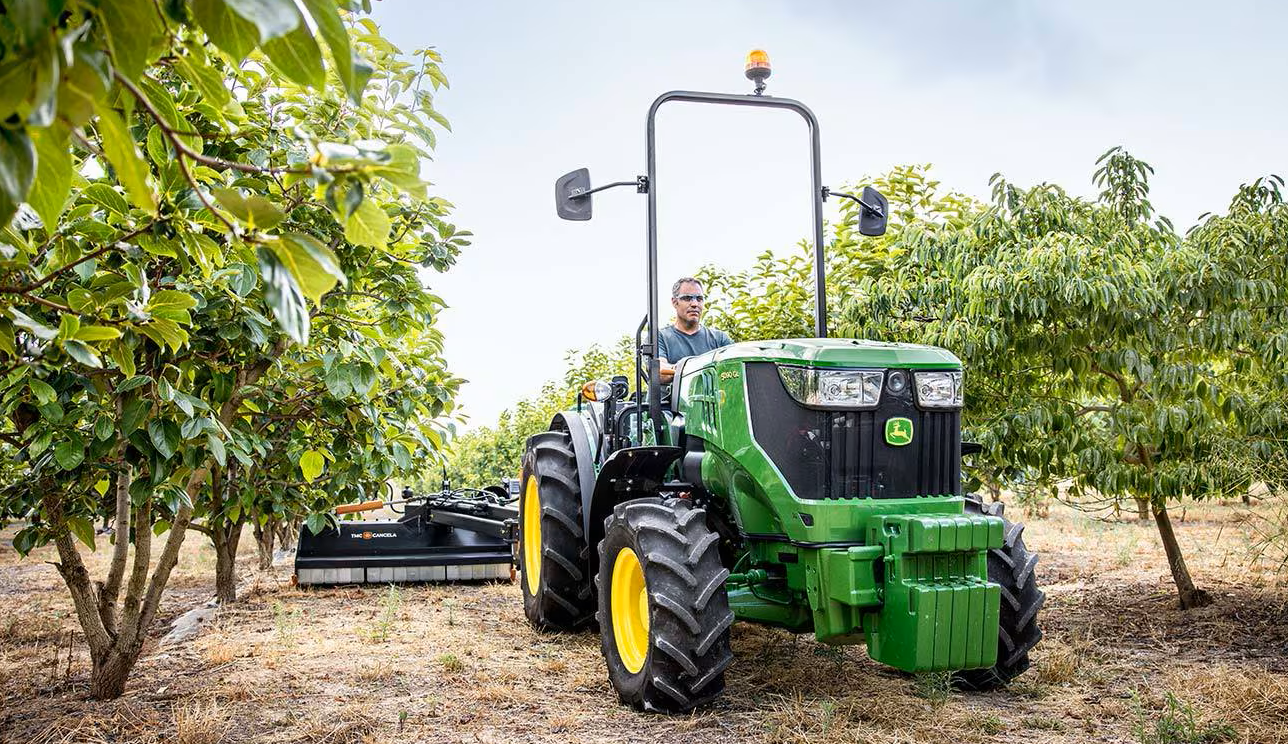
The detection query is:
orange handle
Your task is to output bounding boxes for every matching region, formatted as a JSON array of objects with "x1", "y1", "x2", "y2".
[{"x1": 335, "y1": 500, "x2": 384, "y2": 515}]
